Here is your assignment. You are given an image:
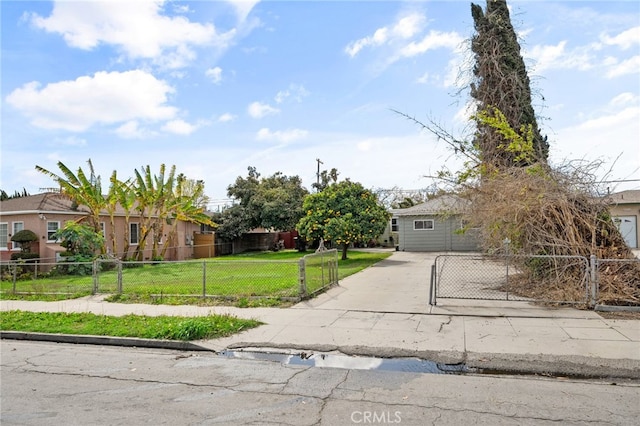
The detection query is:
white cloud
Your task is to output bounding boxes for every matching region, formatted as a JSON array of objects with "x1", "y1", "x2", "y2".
[
  {"x1": 115, "y1": 120, "x2": 154, "y2": 139},
  {"x1": 218, "y1": 113, "x2": 236, "y2": 122},
  {"x1": 601, "y1": 26, "x2": 640, "y2": 50},
  {"x1": 345, "y1": 12, "x2": 426, "y2": 57},
  {"x1": 609, "y1": 92, "x2": 638, "y2": 107},
  {"x1": 256, "y1": 128, "x2": 308, "y2": 143},
  {"x1": 162, "y1": 119, "x2": 197, "y2": 135},
  {"x1": 226, "y1": 0, "x2": 260, "y2": 23},
  {"x1": 605, "y1": 55, "x2": 640, "y2": 79},
  {"x1": 30, "y1": 0, "x2": 231, "y2": 69},
  {"x1": 398, "y1": 30, "x2": 463, "y2": 58},
  {"x1": 206, "y1": 67, "x2": 223, "y2": 84},
  {"x1": 526, "y1": 41, "x2": 593, "y2": 73},
  {"x1": 247, "y1": 101, "x2": 280, "y2": 118},
  {"x1": 6, "y1": 70, "x2": 177, "y2": 132},
  {"x1": 275, "y1": 84, "x2": 310, "y2": 104},
  {"x1": 553, "y1": 102, "x2": 640, "y2": 185},
  {"x1": 53, "y1": 136, "x2": 87, "y2": 147}
]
